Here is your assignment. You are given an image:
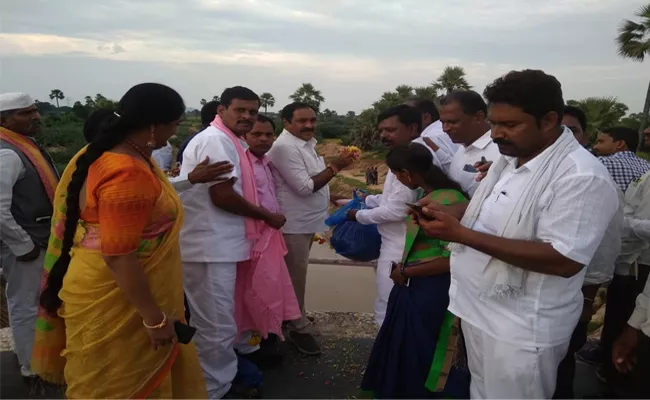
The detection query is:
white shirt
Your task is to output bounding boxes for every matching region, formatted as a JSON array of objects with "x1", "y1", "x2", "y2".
[
  {"x1": 421, "y1": 120, "x2": 460, "y2": 173},
  {"x1": 584, "y1": 204, "x2": 622, "y2": 285},
  {"x1": 178, "y1": 126, "x2": 251, "y2": 263},
  {"x1": 447, "y1": 130, "x2": 501, "y2": 197},
  {"x1": 628, "y1": 273, "x2": 650, "y2": 336},
  {"x1": 267, "y1": 130, "x2": 330, "y2": 234},
  {"x1": 0, "y1": 149, "x2": 34, "y2": 256},
  {"x1": 449, "y1": 145, "x2": 619, "y2": 347},
  {"x1": 152, "y1": 142, "x2": 173, "y2": 170},
  {"x1": 356, "y1": 171, "x2": 418, "y2": 259}
]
